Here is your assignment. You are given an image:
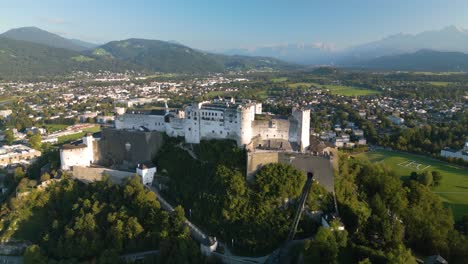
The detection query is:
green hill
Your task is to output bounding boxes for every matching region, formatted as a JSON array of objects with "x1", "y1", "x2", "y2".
[
  {"x1": 92, "y1": 38, "x2": 293, "y2": 73},
  {"x1": 0, "y1": 27, "x2": 294, "y2": 79},
  {"x1": 0, "y1": 27, "x2": 90, "y2": 51},
  {"x1": 0, "y1": 37, "x2": 138, "y2": 79}
]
